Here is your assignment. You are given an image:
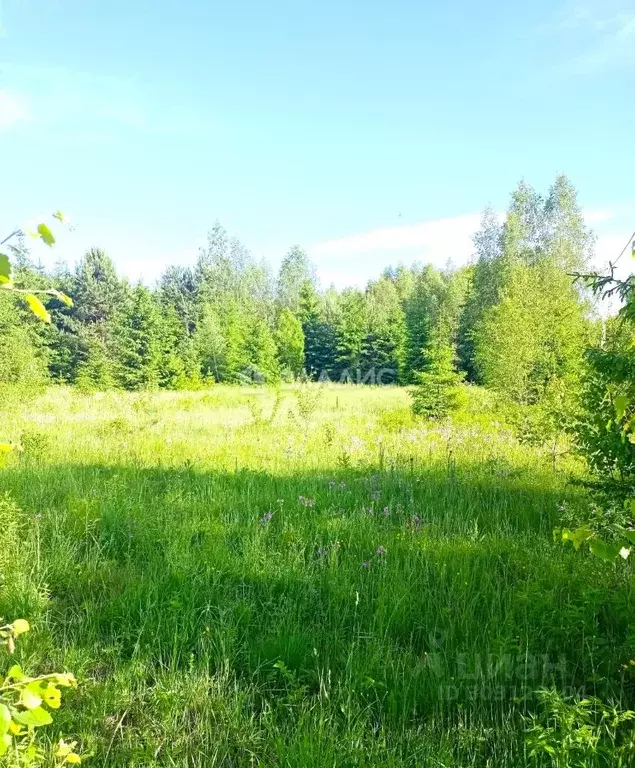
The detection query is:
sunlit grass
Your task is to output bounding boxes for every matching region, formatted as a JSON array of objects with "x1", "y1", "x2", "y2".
[{"x1": 1, "y1": 384, "x2": 633, "y2": 766}]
